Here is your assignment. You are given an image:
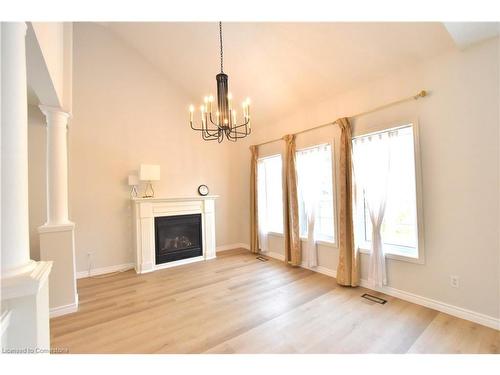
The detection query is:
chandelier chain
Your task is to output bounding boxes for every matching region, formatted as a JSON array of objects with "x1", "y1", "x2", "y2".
[{"x1": 219, "y1": 21, "x2": 224, "y2": 73}]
